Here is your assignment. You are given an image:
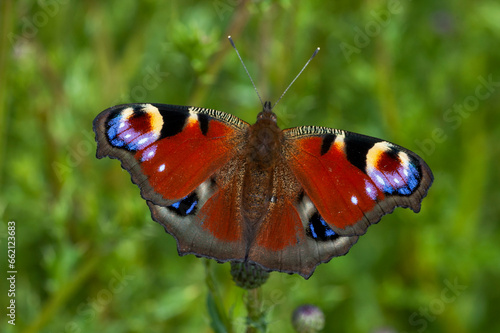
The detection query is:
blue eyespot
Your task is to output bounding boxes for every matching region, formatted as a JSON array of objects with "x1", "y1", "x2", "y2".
[
  {"x1": 106, "y1": 114, "x2": 158, "y2": 152},
  {"x1": 307, "y1": 213, "x2": 338, "y2": 241},
  {"x1": 394, "y1": 162, "x2": 420, "y2": 195},
  {"x1": 369, "y1": 162, "x2": 420, "y2": 196},
  {"x1": 167, "y1": 193, "x2": 199, "y2": 217},
  {"x1": 185, "y1": 200, "x2": 197, "y2": 215},
  {"x1": 110, "y1": 138, "x2": 125, "y2": 147}
]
